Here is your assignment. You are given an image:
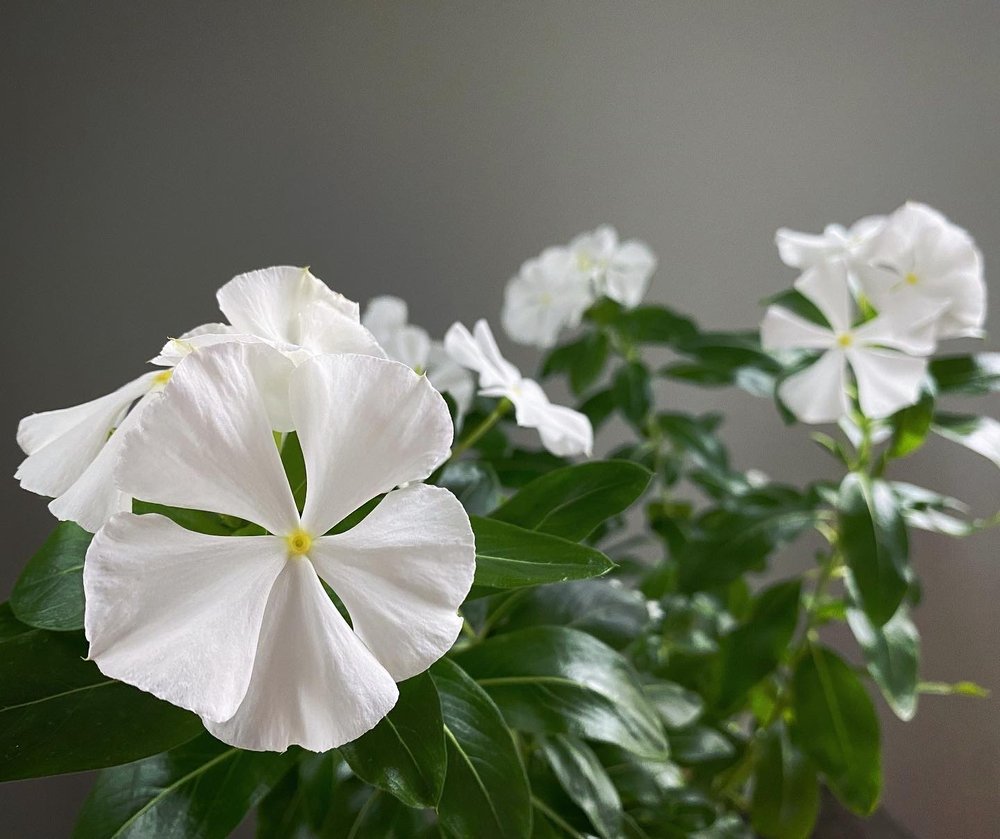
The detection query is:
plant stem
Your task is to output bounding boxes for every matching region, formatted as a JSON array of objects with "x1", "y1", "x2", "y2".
[{"x1": 449, "y1": 398, "x2": 512, "y2": 461}]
